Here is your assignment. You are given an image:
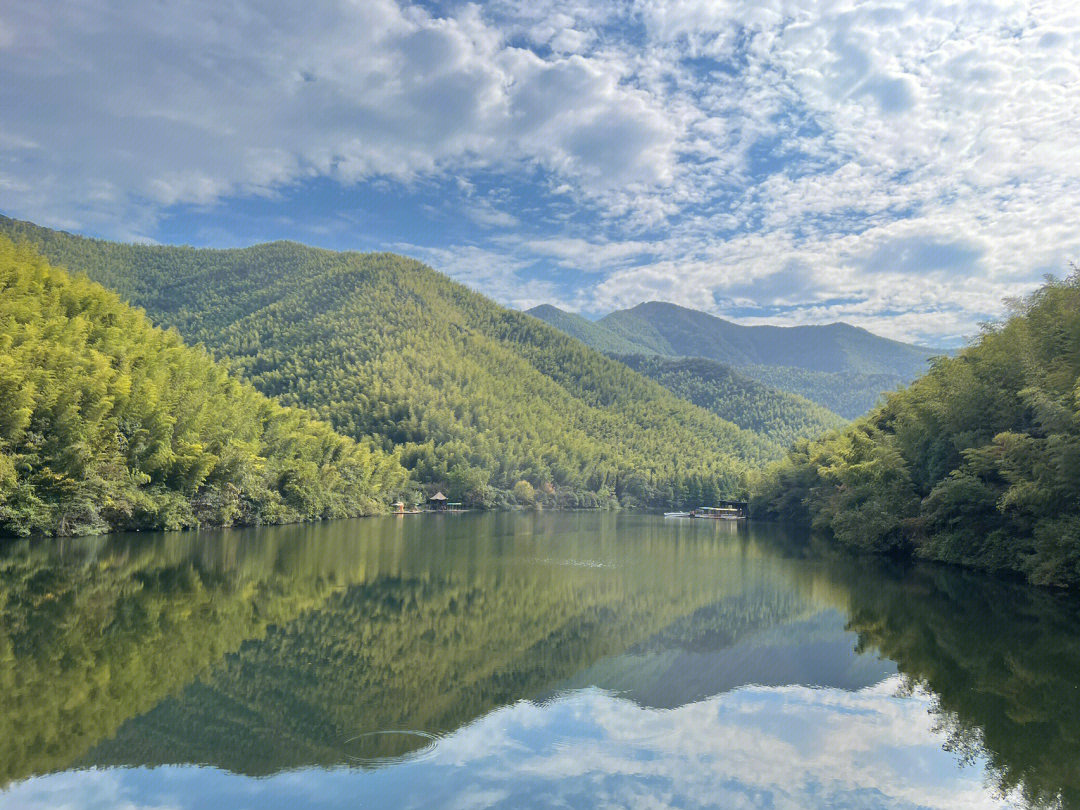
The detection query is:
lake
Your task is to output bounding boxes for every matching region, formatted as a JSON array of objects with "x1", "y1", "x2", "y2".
[{"x1": 1, "y1": 512, "x2": 1077, "y2": 809}]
